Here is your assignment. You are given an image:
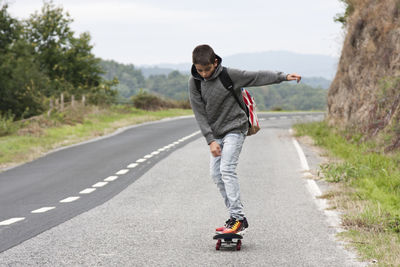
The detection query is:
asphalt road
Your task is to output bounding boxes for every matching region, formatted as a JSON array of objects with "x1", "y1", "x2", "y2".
[{"x1": 0, "y1": 113, "x2": 364, "y2": 266}]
